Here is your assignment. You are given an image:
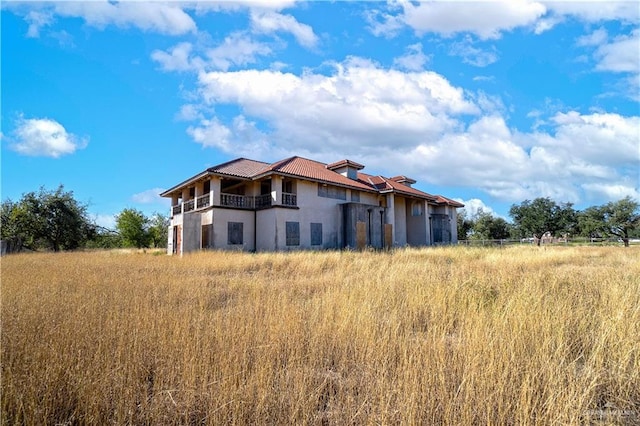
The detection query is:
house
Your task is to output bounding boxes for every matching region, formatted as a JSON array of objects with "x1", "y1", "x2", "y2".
[{"x1": 160, "y1": 156, "x2": 464, "y2": 254}]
